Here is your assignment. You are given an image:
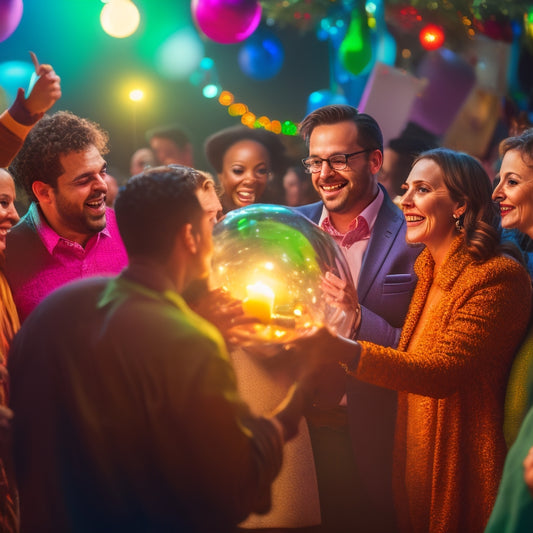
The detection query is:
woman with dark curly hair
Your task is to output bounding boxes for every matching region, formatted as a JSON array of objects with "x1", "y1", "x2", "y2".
[
  {"x1": 204, "y1": 125, "x2": 289, "y2": 213},
  {"x1": 300, "y1": 148, "x2": 532, "y2": 533}
]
